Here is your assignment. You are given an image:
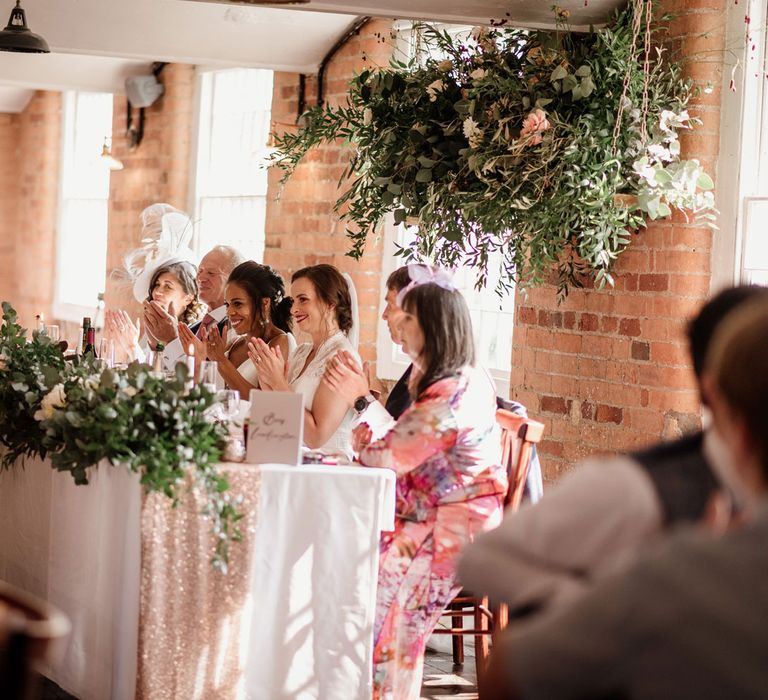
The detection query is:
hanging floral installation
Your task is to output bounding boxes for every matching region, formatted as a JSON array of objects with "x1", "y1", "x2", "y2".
[{"x1": 271, "y1": 2, "x2": 715, "y2": 297}]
